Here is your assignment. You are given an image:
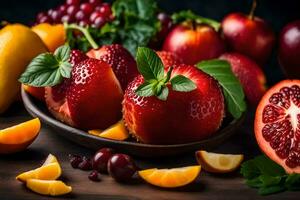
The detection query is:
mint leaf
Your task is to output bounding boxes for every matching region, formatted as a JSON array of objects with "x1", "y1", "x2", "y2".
[
  {"x1": 136, "y1": 47, "x2": 164, "y2": 80},
  {"x1": 157, "y1": 87, "x2": 169, "y2": 101},
  {"x1": 172, "y1": 10, "x2": 220, "y2": 31},
  {"x1": 135, "y1": 82, "x2": 155, "y2": 97},
  {"x1": 259, "y1": 185, "x2": 285, "y2": 196},
  {"x1": 19, "y1": 45, "x2": 72, "y2": 87},
  {"x1": 286, "y1": 174, "x2": 300, "y2": 191},
  {"x1": 260, "y1": 175, "x2": 282, "y2": 187},
  {"x1": 246, "y1": 177, "x2": 263, "y2": 188},
  {"x1": 170, "y1": 75, "x2": 197, "y2": 92},
  {"x1": 196, "y1": 59, "x2": 246, "y2": 119}
]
